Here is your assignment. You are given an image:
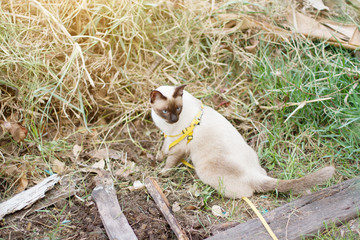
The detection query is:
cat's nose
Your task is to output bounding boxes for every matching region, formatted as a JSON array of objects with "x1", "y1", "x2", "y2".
[{"x1": 170, "y1": 114, "x2": 178, "y2": 123}]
